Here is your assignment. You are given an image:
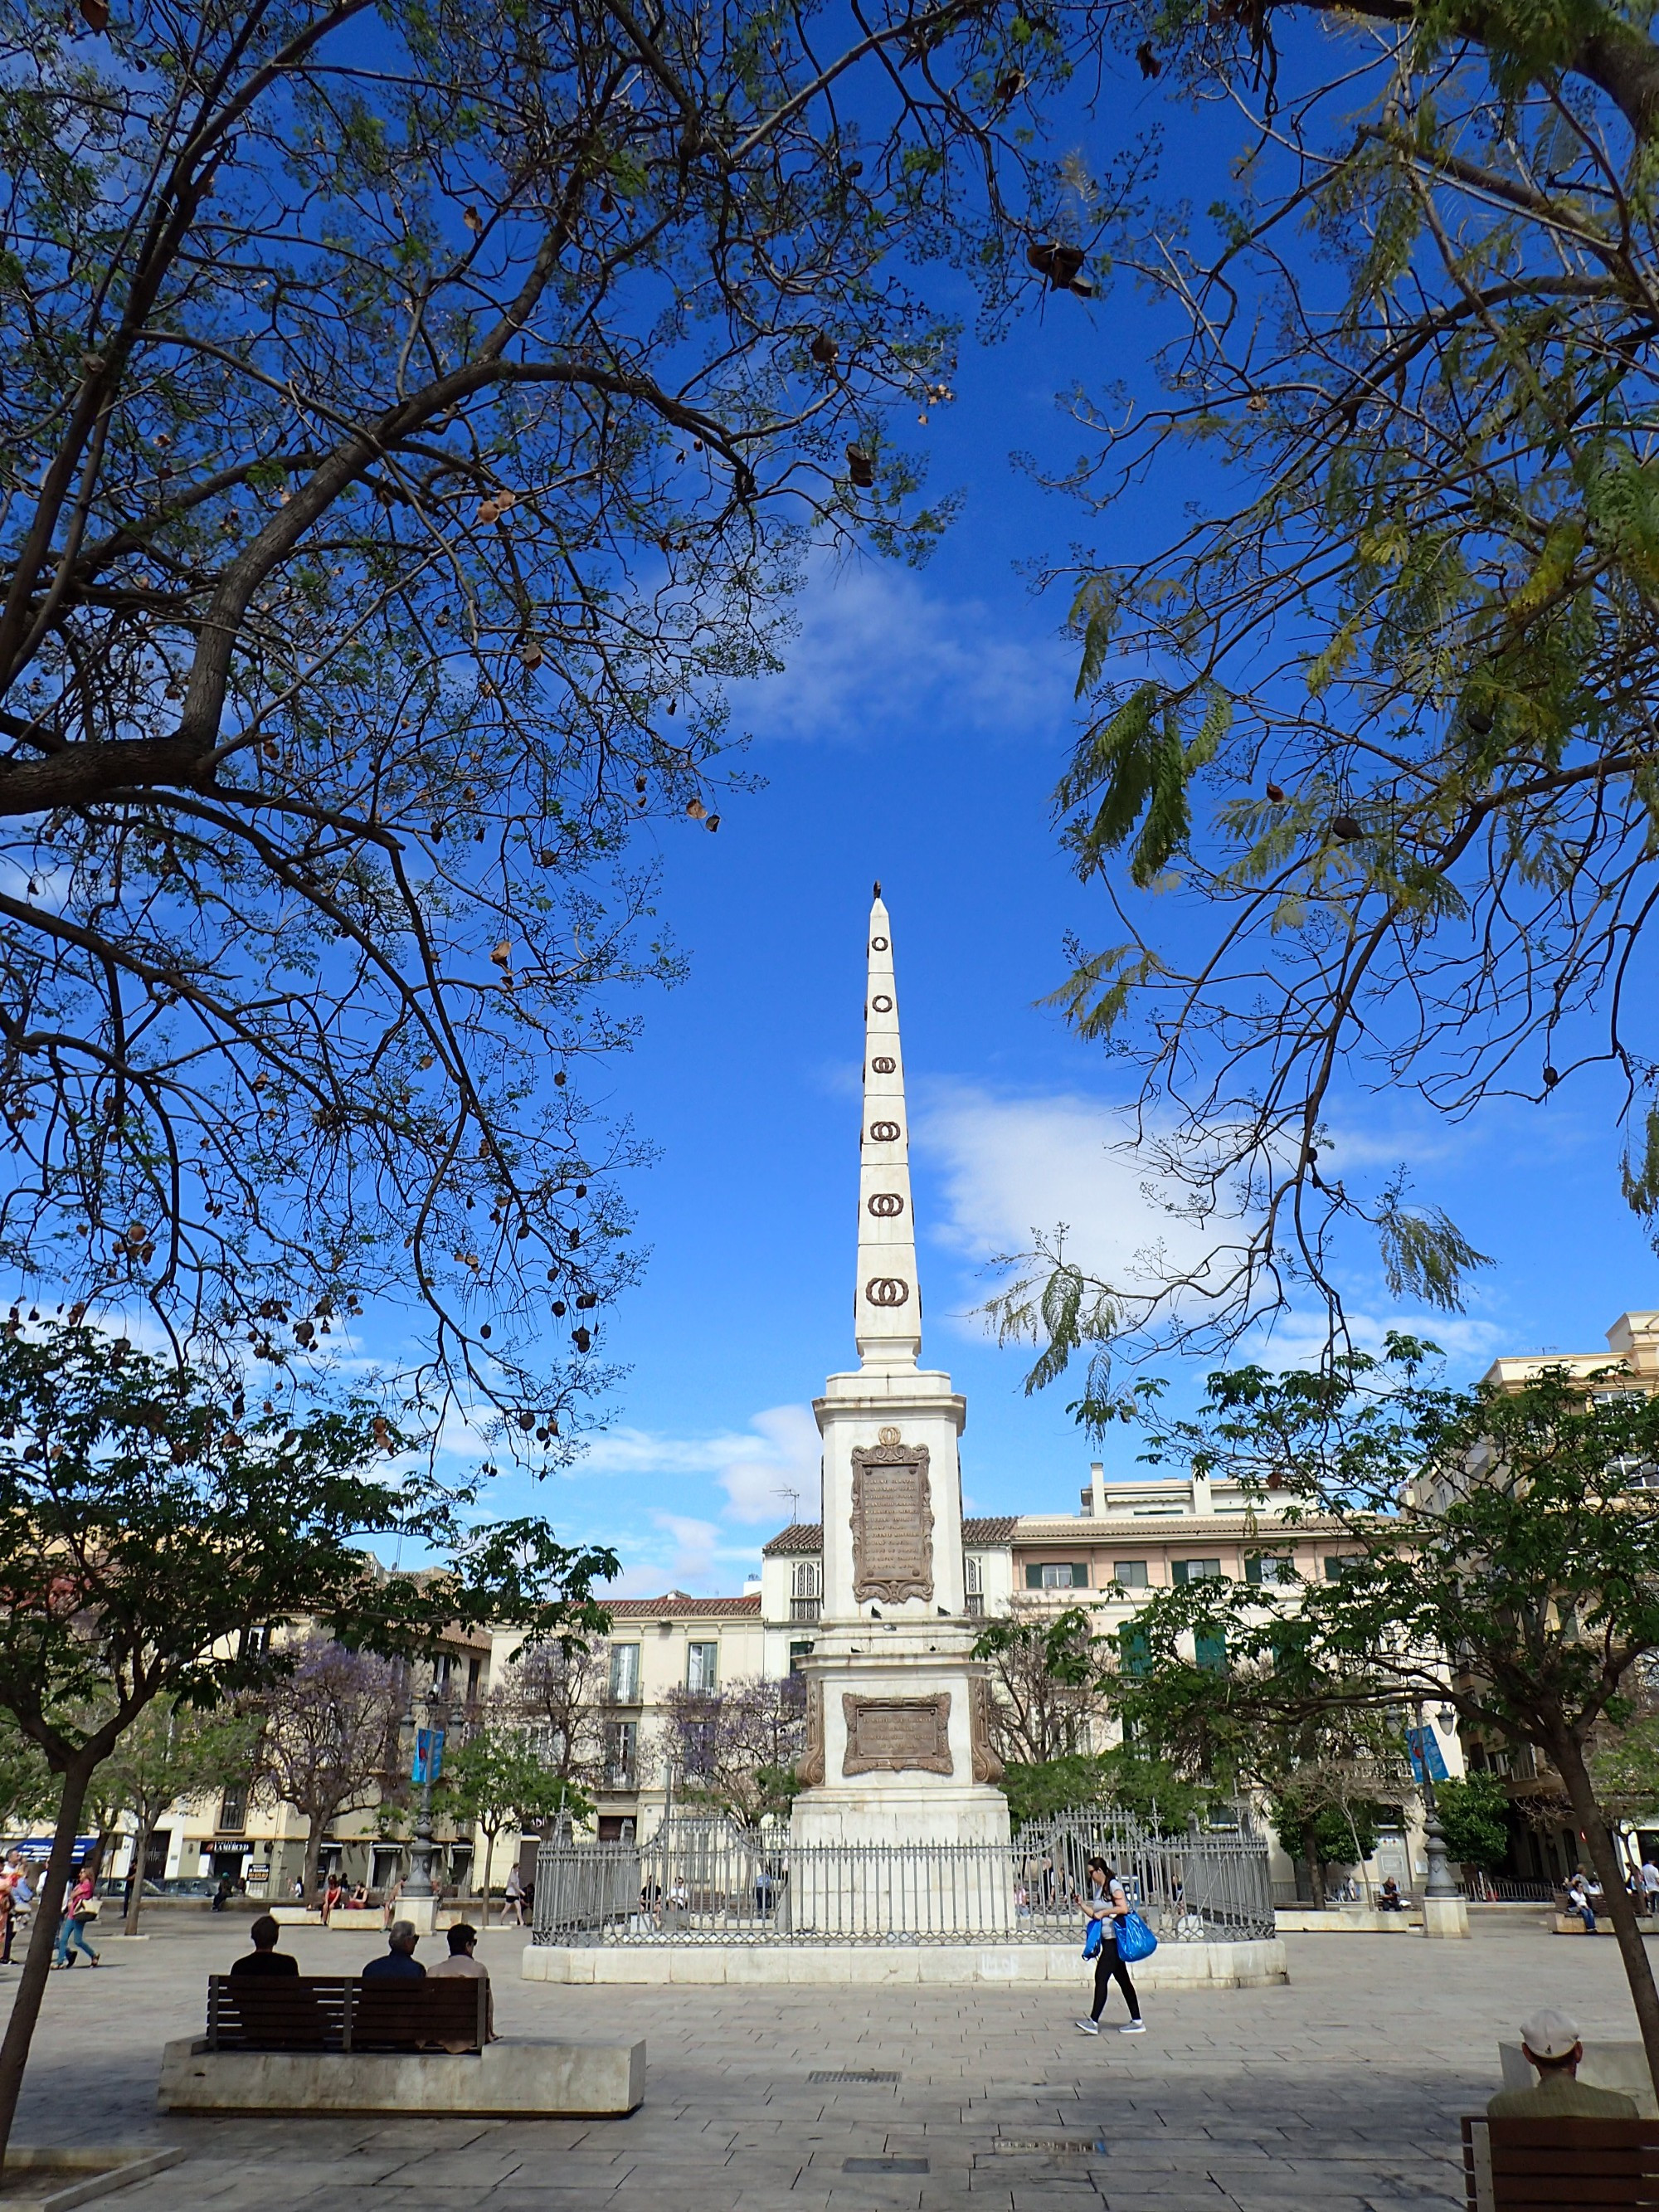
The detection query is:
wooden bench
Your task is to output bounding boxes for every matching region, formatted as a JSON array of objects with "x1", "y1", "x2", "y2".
[
  {"x1": 207, "y1": 1975, "x2": 487, "y2": 2054},
  {"x1": 1462, "y1": 2115, "x2": 1659, "y2": 2209}
]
